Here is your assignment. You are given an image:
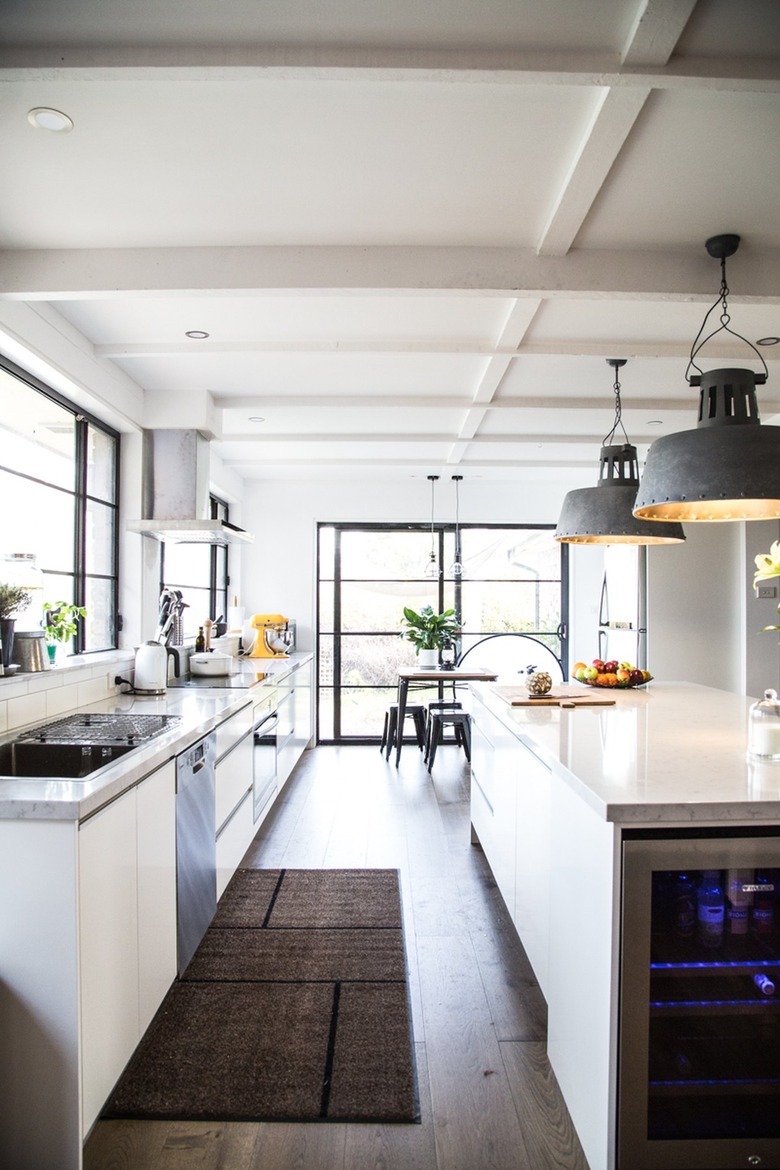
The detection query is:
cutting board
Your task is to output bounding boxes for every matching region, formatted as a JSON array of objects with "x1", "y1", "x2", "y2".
[{"x1": 494, "y1": 685, "x2": 616, "y2": 708}]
